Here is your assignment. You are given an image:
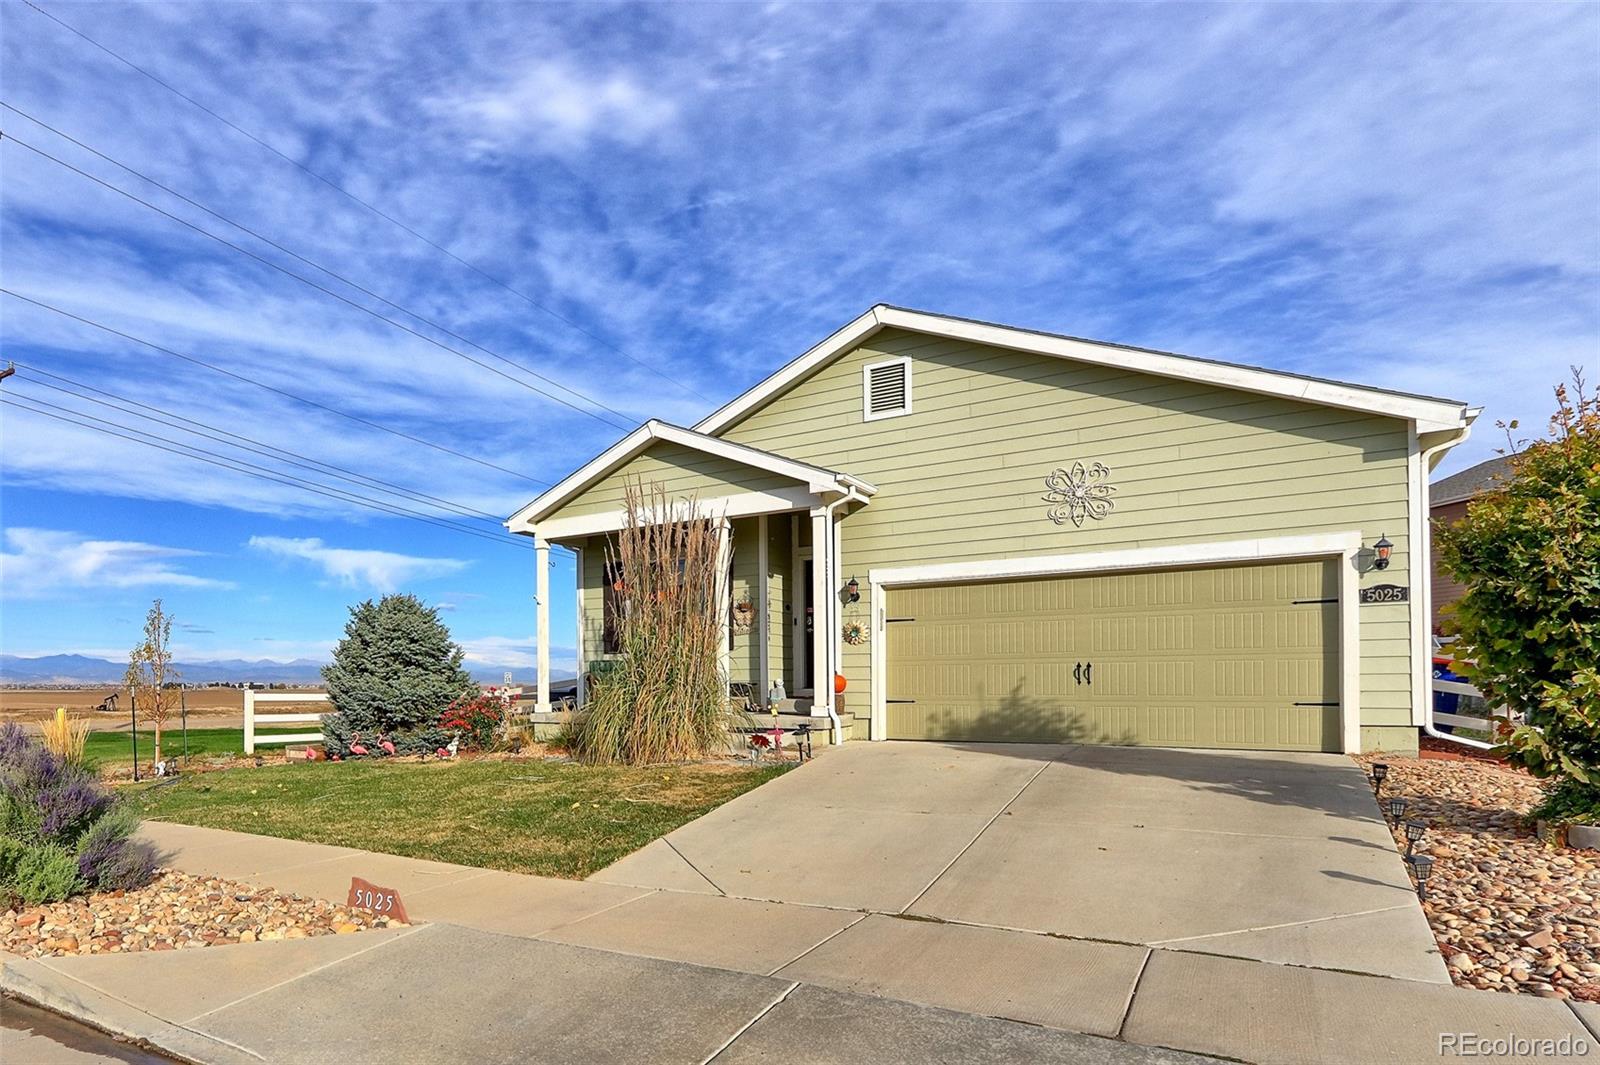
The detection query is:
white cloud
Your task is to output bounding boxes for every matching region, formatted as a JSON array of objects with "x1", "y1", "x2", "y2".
[
  {"x1": 459, "y1": 634, "x2": 534, "y2": 668},
  {"x1": 0, "y1": 528, "x2": 234, "y2": 598},
  {"x1": 439, "y1": 62, "x2": 678, "y2": 152},
  {"x1": 458, "y1": 634, "x2": 575, "y2": 674},
  {"x1": 247, "y1": 536, "x2": 469, "y2": 592}
]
